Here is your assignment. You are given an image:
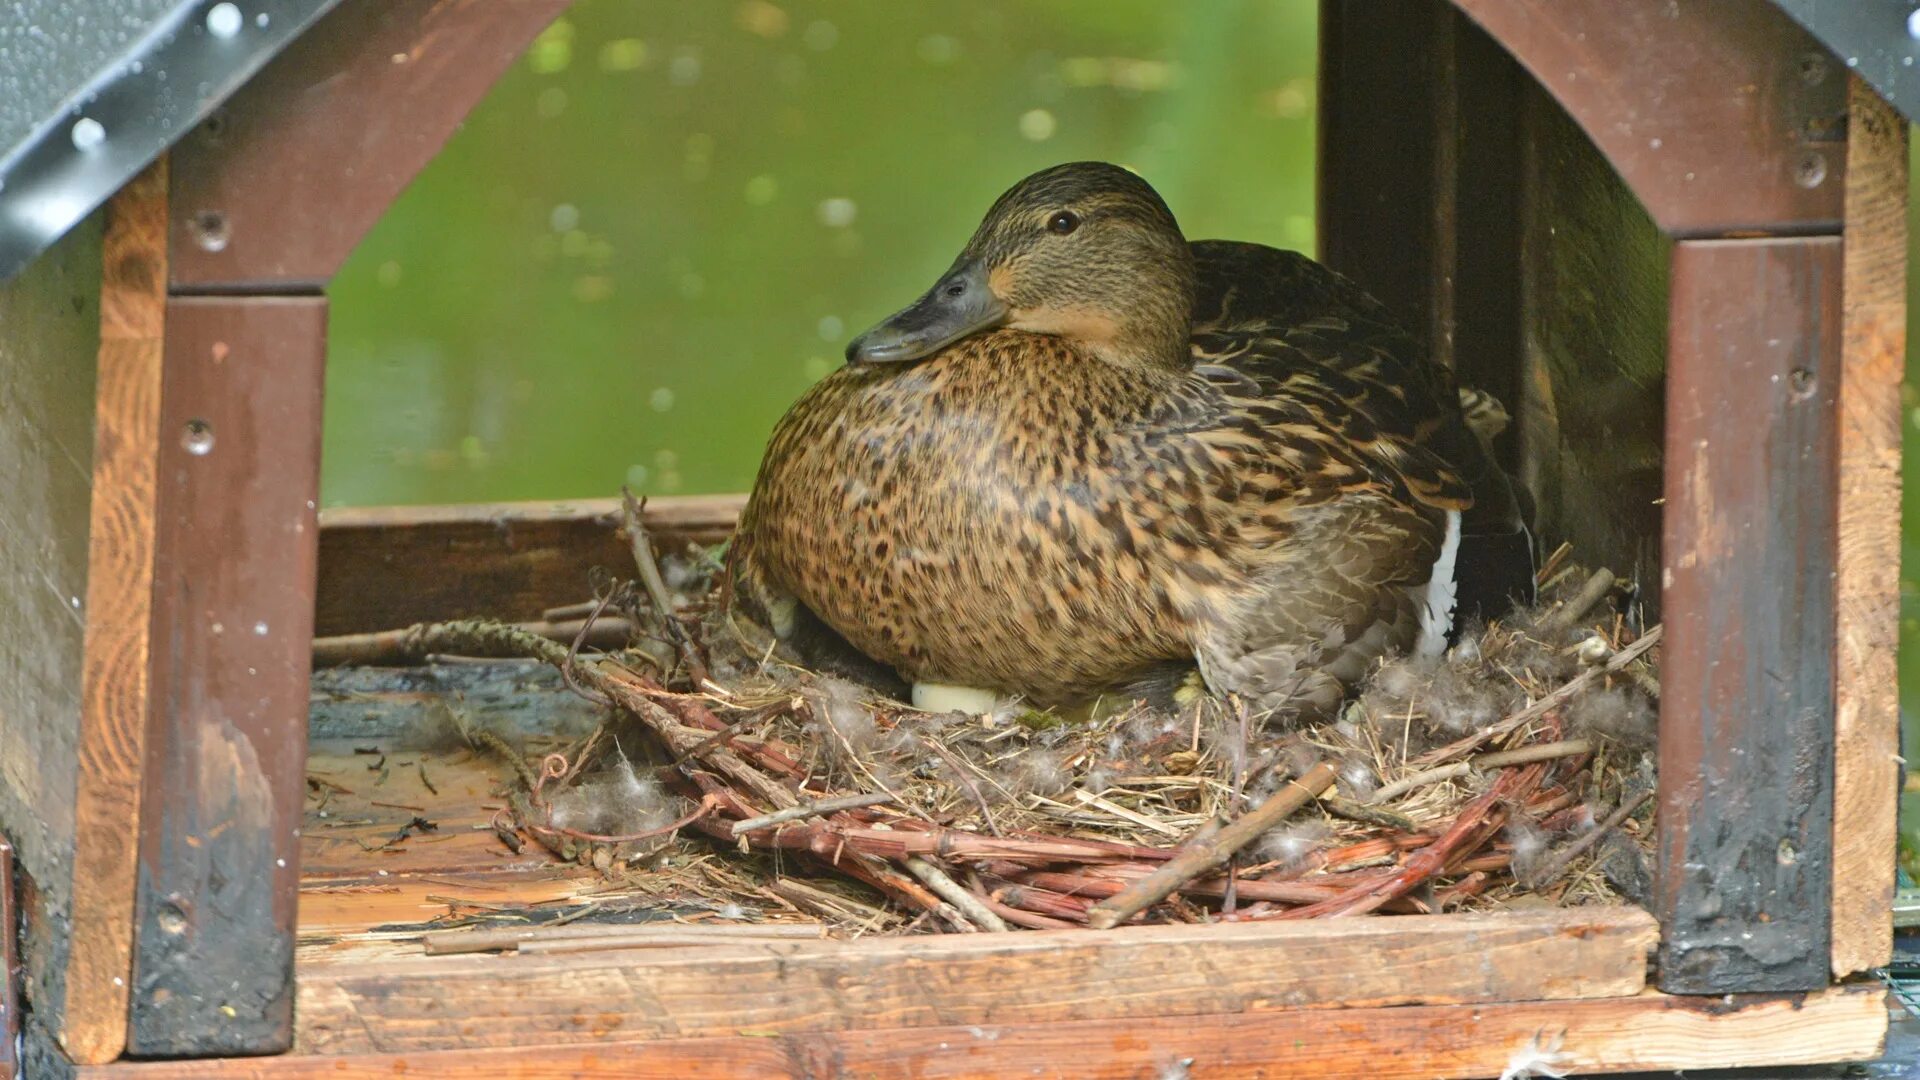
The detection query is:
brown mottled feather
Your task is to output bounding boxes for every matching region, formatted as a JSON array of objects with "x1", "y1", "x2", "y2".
[{"x1": 731, "y1": 166, "x2": 1515, "y2": 717}]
